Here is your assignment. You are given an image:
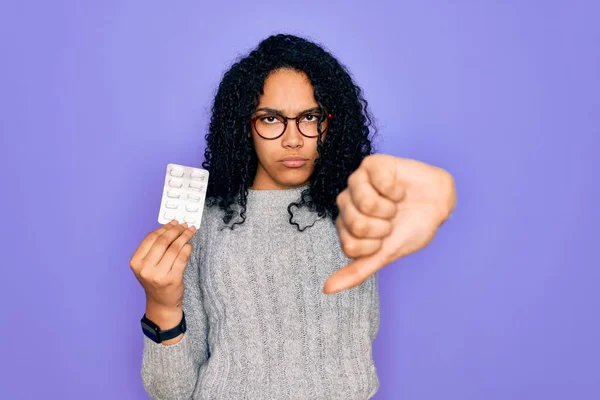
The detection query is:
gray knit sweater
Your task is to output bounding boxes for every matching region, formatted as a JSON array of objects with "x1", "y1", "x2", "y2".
[{"x1": 141, "y1": 185, "x2": 380, "y2": 399}]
